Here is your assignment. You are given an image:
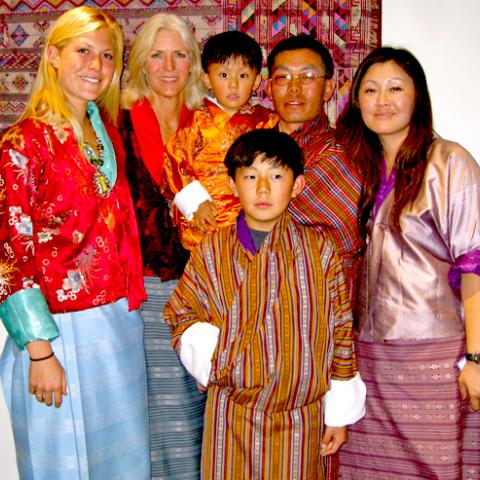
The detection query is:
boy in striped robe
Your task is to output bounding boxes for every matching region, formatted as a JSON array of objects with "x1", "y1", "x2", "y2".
[{"x1": 165, "y1": 129, "x2": 366, "y2": 479}]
